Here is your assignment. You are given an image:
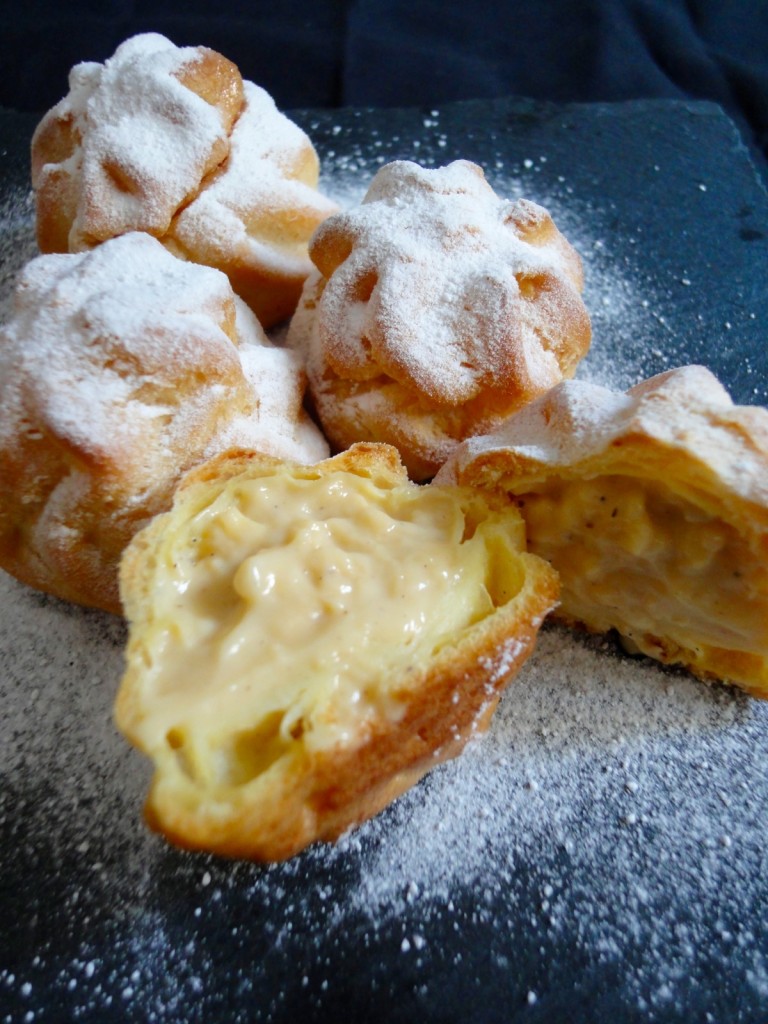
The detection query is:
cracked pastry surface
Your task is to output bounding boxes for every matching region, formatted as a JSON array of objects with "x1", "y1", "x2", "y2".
[
  {"x1": 115, "y1": 443, "x2": 559, "y2": 860},
  {"x1": 287, "y1": 159, "x2": 591, "y2": 479},
  {"x1": 0, "y1": 232, "x2": 328, "y2": 615},
  {"x1": 31, "y1": 32, "x2": 337, "y2": 327},
  {"x1": 436, "y1": 365, "x2": 768, "y2": 697}
]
